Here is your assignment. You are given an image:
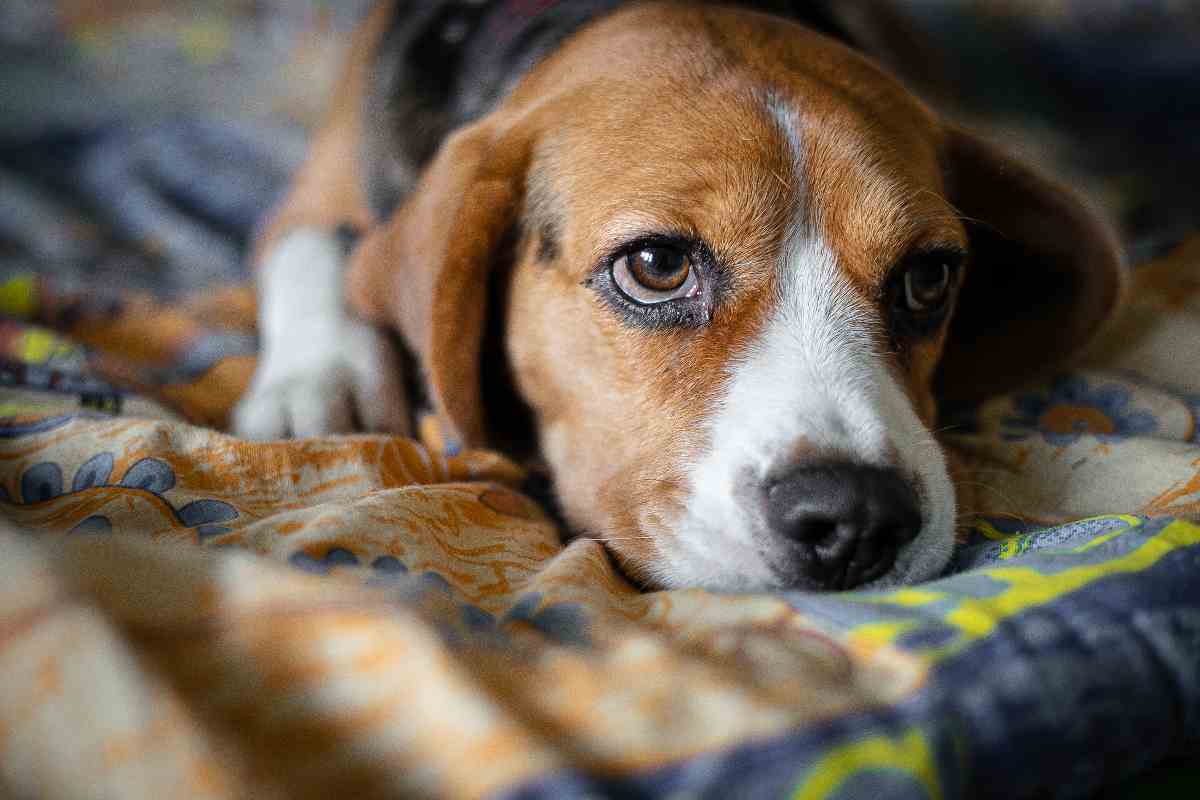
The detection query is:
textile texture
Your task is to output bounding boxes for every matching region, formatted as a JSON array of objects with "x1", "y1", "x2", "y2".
[{"x1": 1, "y1": 2, "x2": 1199, "y2": 799}]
